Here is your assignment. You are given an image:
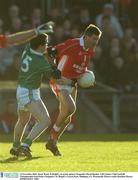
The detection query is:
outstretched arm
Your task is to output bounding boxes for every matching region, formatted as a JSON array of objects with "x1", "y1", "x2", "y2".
[
  {"x1": 5, "y1": 21, "x2": 55, "y2": 47},
  {"x1": 6, "y1": 29, "x2": 37, "y2": 46}
]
